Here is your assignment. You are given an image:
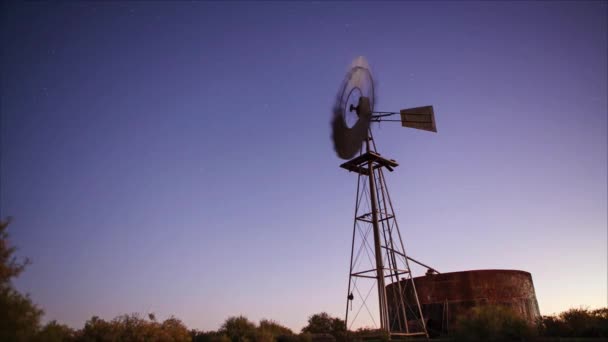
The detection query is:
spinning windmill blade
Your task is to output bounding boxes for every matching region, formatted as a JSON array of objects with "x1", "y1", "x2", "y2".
[
  {"x1": 331, "y1": 57, "x2": 436, "y2": 160},
  {"x1": 331, "y1": 57, "x2": 375, "y2": 160}
]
